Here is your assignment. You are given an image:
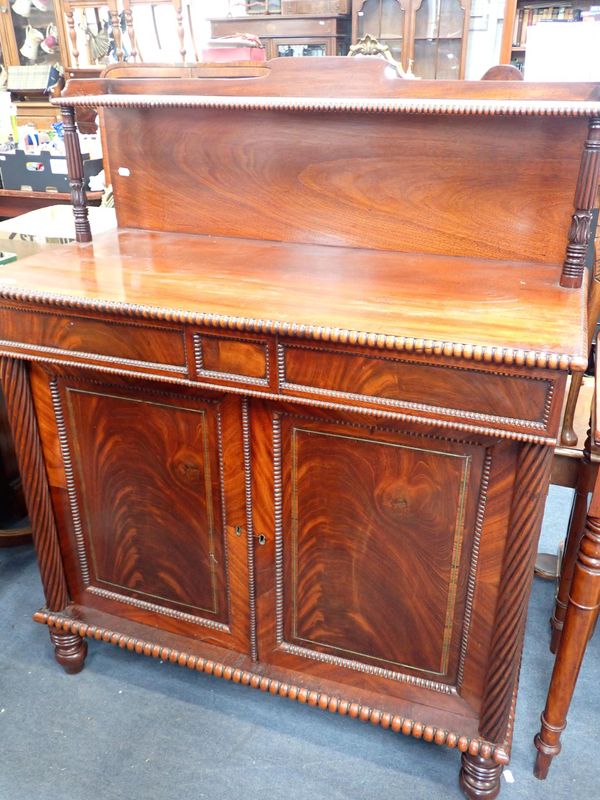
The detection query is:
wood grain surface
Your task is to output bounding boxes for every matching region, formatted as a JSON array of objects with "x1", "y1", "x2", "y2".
[
  {"x1": 29, "y1": 366, "x2": 253, "y2": 651},
  {"x1": 2, "y1": 60, "x2": 588, "y2": 795},
  {"x1": 0, "y1": 230, "x2": 586, "y2": 368},
  {"x1": 283, "y1": 420, "x2": 481, "y2": 679},
  {"x1": 280, "y1": 343, "x2": 552, "y2": 424},
  {"x1": 0, "y1": 306, "x2": 186, "y2": 369},
  {"x1": 0, "y1": 358, "x2": 68, "y2": 611},
  {"x1": 103, "y1": 109, "x2": 585, "y2": 266},
  {"x1": 63, "y1": 57, "x2": 600, "y2": 102},
  {"x1": 64, "y1": 382, "x2": 229, "y2": 622}
]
